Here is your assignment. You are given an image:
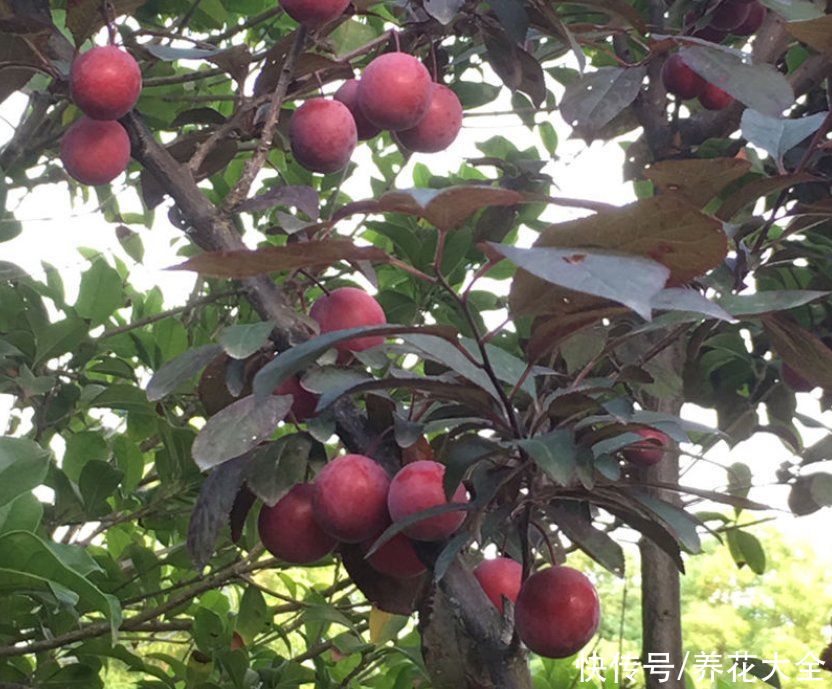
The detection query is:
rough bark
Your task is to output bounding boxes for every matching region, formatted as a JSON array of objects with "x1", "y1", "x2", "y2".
[{"x1": 421, "y1": 560, "x2": 532, "y2": 689}]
